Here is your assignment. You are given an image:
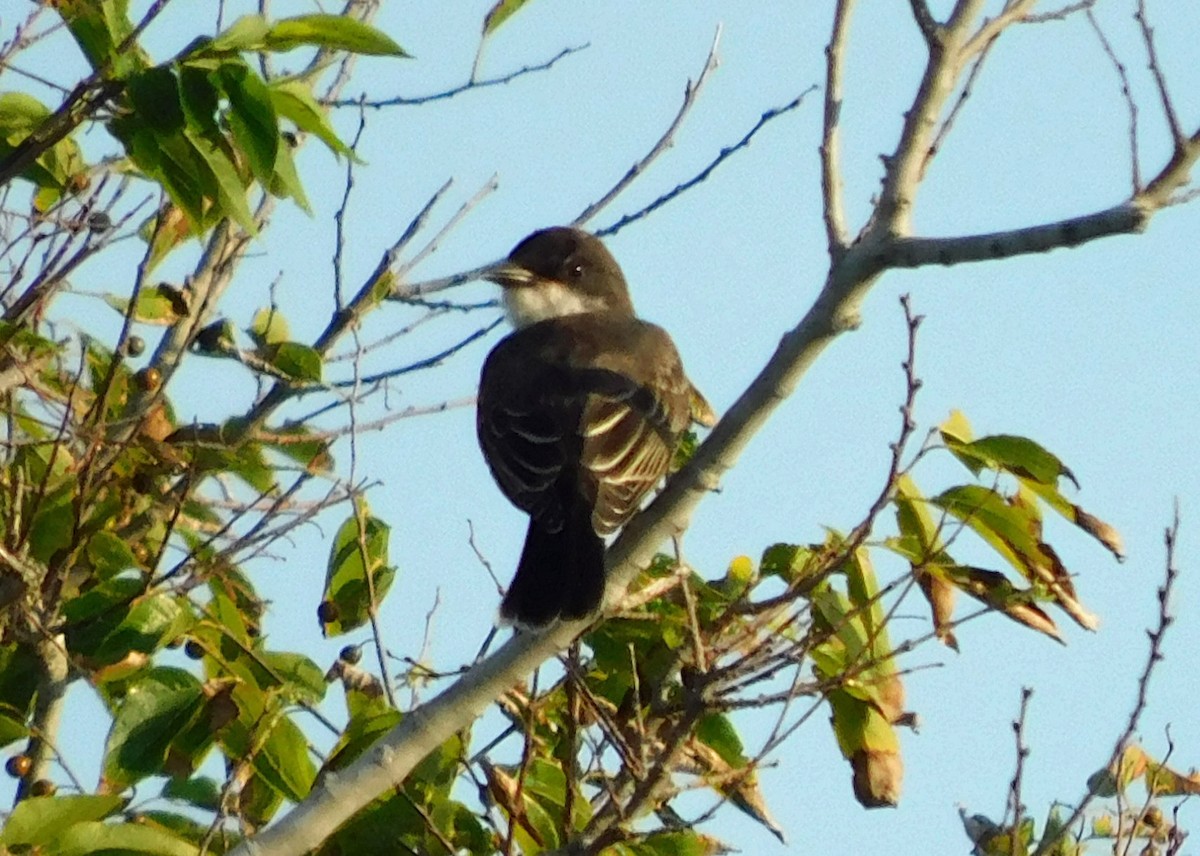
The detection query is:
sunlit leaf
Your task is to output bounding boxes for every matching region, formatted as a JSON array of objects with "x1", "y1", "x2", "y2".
[
  {"x1": 262, "y1": 341, "x2": 322, "y2": 383},
  {"x1": 483, "y1": 0, "x2": 536, "y2": 36},
  {"x1": 0, "y1": 794, "x2": 126, "y2": 848},
  {"x1": 269, "y1": 80, "x2": 353, "y2": 157},
  {"x1": 249, "y1": 307, "x2": 290, "y2": 346},
  {"x1": 263, "y1": 15, "x2": 410, "y2": 57},
  {"x1": 207, "y1": 14, "x2": 271, "y2": 53},
  {"x1": 53, "y1": 819, "x2": 198, "y2": 856}
]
